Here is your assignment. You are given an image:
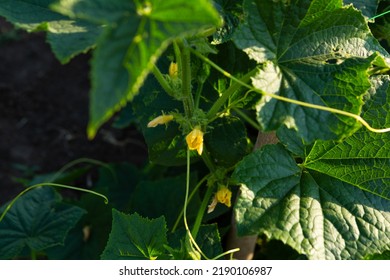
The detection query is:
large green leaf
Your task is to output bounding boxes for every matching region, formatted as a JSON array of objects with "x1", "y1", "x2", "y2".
[
  {"x1": 233, "y1": 0, "x2": 389, "y2": 143},
  {"x1": 231, "y1": 74, "x2": 390, "y2": 259},
  {"x1": 94, "y1": 162, "x2": 140, "y2": 211},
  {"x1": 0, "y1": 0, "x2": 101, "y2": 63},
  {"x1": 53, "y1": 0, "x2": 221, "y2": 139},
  {"x1": 205, "y1": 116, "x2": 248, "y2": 167},
  {"x1": 232, "y1": 144, "x2": 390, "y2": 260},
  {"x1": 305, "y1": 75, "x2": 390, "y2": 200},
  {"x1": 0, "y1": 187, "x2": 86, "y2": 259},
  {"x1": 101, "y1": 210, "x2": 168, "y2": 260},
  {"x1": 130, "y1": 173, "x2": 200, "y2": 228}
]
